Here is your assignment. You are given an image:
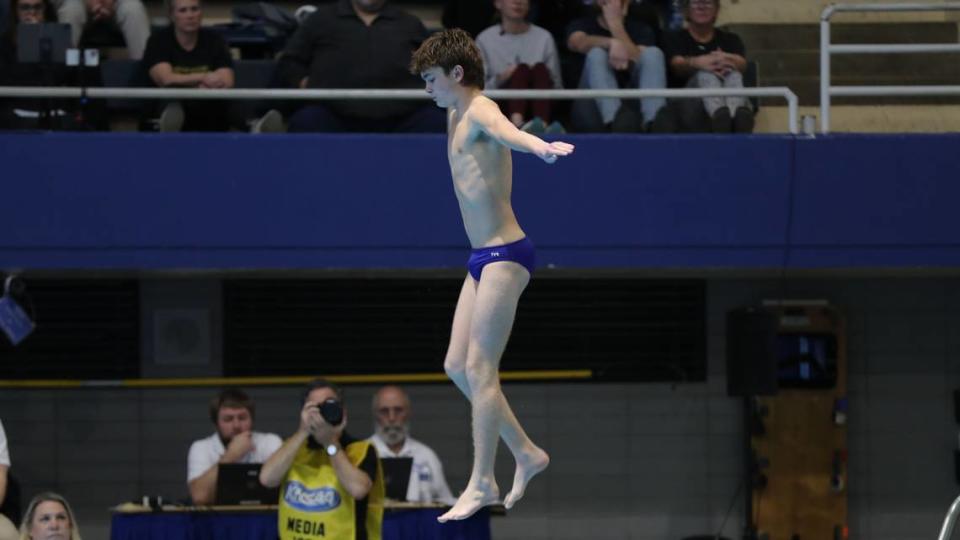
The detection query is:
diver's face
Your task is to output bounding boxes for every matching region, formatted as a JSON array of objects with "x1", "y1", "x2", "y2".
[{"x1": 421, "y1": 66, "x2": 460, "y2": 108}]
